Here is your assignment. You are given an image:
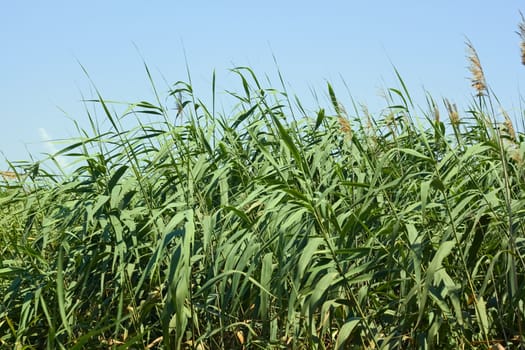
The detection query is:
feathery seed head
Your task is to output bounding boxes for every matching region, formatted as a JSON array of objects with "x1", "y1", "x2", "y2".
[
  {"x1": 431, "y1": 99, "x2": 440, "y2": 123},
  {"x1": 444, "y1": 99, "x2": 460, "y2": 126},
  {"x1": 466, "y1": 41, "x2": 487, "y2": 97},
  {"x1": 521, "y1": 42, "x2": 525, "y2": 65},
  {"x1": 360, "y1": 104, "x2": 374, "y2": 133},
  {"x1": 335, "y1": 102, "x2": 352, "y2": 139},
  {"x1": 501, "y1": 109, "x2": 516, "y2": 142},
  {"x1": 338, "y1": 116, "x2": 352, "y2": 138},
  {"x1": 0, "y1": 171, "x2": 18, "y2": 181},
  {"x1": 518, "y1": 12, "x2": 525, "y2": 65}
]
